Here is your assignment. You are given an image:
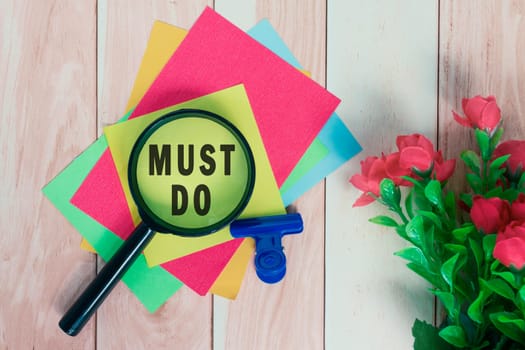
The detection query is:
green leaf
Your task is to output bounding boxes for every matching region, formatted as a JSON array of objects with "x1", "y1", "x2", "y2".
[
  {"x1": 491, "y1": 259, "x2": 501, "y2": 272},
  {"x1": 493, "y1": 271, "x2": 518, "y2": 289},
  {"x1": 432, "y1": 290, "x2": 458, "y2": 321},
  {"x1": 460, "y1": 193, "x2": 473, "y2": 208},
  {"x1": 489, "y1": 168, "x2": 507, "y2": 186},
  {"x1": 469, "y1": 237, "x2": 483, "y2": 271},
  {"x1": 482, "y1": 278, "x2": 515, "y2": 300},
  {"x1": 490, "y1": 312, "x2": 525, "y2": 345},
  {"x1": 468, "y1": 290, "x2": 488, "y2": 324},
  {"x1": 461, "y1": 150, "x2": 481, "y2": 174},
  {"x1": 491, "y1": 126, "x2": 504, "y2": 150},
  {"x1": 405, "y1": 190, "x2": 415, "y2": 218},
  {"x1": 444, "y1": 191, "x2": 457, "y2": 222},
  {"x1": 379, "y1": 178, "x2": 400, "y2": 207},
  {"x1": 441, "y1": 253, "x2": 460, "y2": 289},
  {"x1": 518, "y1": 285, "x2": 525, "y2": 303},
  {"x1": 395, "y1": 225, "x2": 409, "y2": 240},
  {"x1": 453, "y1": 224, "x2": 475, "y2": 242},
  {"x1": 476, "y1": 128, "x2": 491, "y2": 161},
  {"x1": 516, "y1": 285, "x2": 525, "y2": 314},
  {"x1": 439, "y1": 325, "x2": 468, "y2": 348},
  {"x1": 490, "y1": 154, "x2": 511, "y2": 171},
  {"x1": 424, "y1": 180, "x2": 444, "y2": 210},
  {"x1": 394, "y1": 246, "x2": 429, "y2": 269},
  {"x1": 502, "y1": 189, "x2": 521, "y2": 202},
  {"x1": 466, "y1": 173, "x2": 482, "y2": 193},
  {"x1": 401, "y1": 175, "x2": 425, "y2": 189},
  {"x1": 412, "y1": 319, "x2": 455, "y2": 350},
  {"x1": 483, "y1": 234, "x2": 497, "y2": 261},
  {"x1": 519, "y1": 172, "x2": 525, "y2": 189},
  {"x1": 444, "y1": 244, "x2": 467, "y2": 256},
  {"x1": 418, "y1": 210, "x2": 443, "y2": 230},
  {"x1": 369, "y1": 215, "x2": 399, "y2": 227},
  {"x1": 407, "y1": 263, "x2": 446, "y2": 289},
  {"x1": 414, "y1": 190, "x2": 433, "y2": 211},
  {"x1": 486, "y1": 186, "x2": 504, "y2": 198},
  {"x1": 424, "y1": 225, "x2": 436, "y2": 257},
  {"x1": 406, "y1": 216, "x2": 425, "y2": 247}
]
